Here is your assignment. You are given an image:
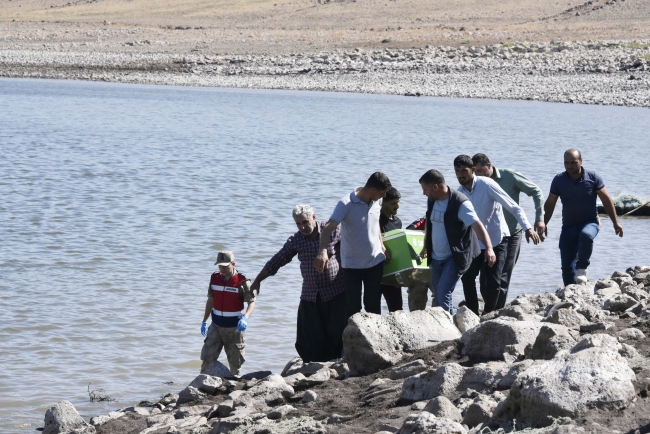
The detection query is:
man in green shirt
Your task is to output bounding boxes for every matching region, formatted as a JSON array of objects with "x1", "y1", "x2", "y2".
[{"x1": 473, "y1": 153, "x2": 546, "y2": 309}]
